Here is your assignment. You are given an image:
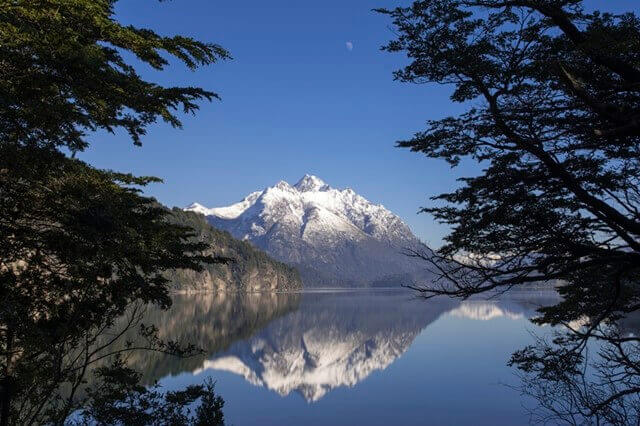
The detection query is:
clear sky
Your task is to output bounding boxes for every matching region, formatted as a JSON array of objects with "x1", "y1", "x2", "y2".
[{"x1": 78, "y1": 0, "x2": 639, "y2": 248}]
